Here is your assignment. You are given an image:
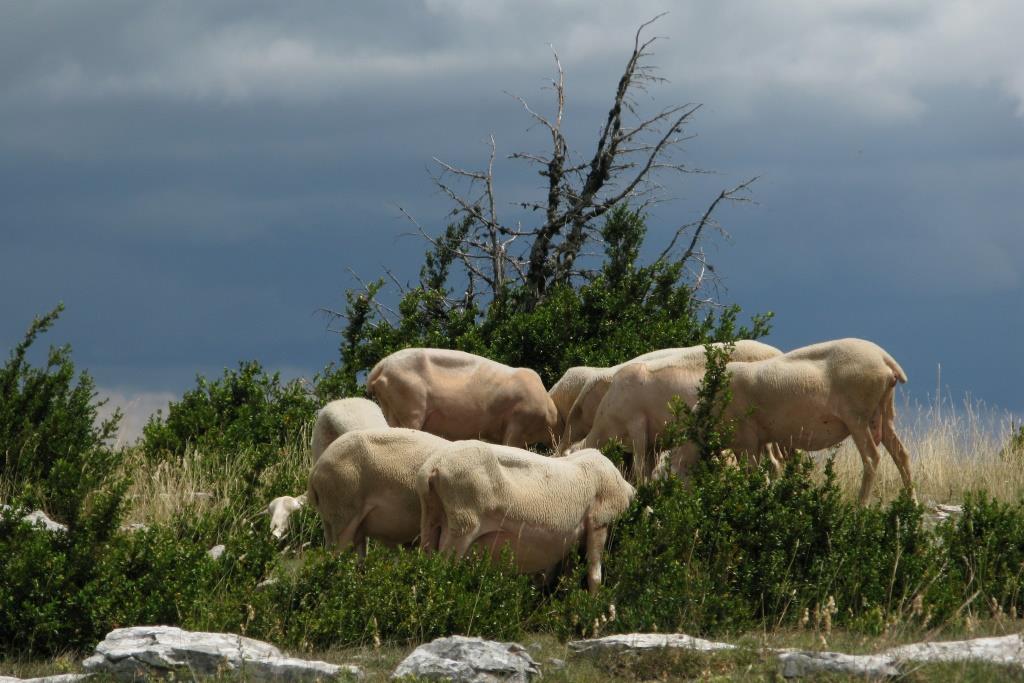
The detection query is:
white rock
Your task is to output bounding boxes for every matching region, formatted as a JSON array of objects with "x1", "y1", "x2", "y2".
[
  {"x1": 81, "y1": 626, "x2": 363, "y2": 681},
  {"x1": 1, "y1": 505, "x2": 68, "y2": 533},
  {"x1": 778, "y1": 633, "x2": 1024, "y2": 678},
  {"x1": 120, "y1": 523, "x2": 149, "y2": 533},
  {"x1": 391, "y1": 635, "x2": 540, "y2": 682},
  {"x1": 0, "y1": 675, "x2": 91, "y2": 683},
  {"x1": 886, "y1": 633, "x2": 1024, "y2": 665},
  {"x1": 568, "y1": 633, "x2": 736, "y2": 656},
  {"x1": 207, "y1": 544, "x2": 226, "y2": 560},
  {"x1": 778, "y1": 651, "x2": 901, "y2": 678}
]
